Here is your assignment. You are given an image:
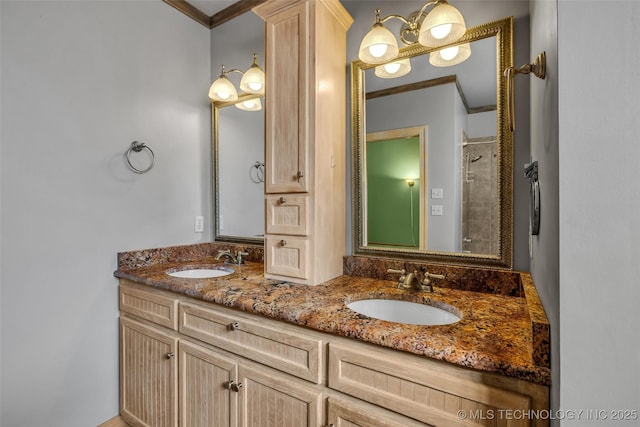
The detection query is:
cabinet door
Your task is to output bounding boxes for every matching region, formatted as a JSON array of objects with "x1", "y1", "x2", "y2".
[
  {"x1": 263, "y1": 1, "x2": 309, "y2": 194},
  {"x1": 265, "y1": 235, "x2": 309, "y2": 280},
  {"x1": 179, "y1": 340, "x2": 238, "y2": 427},
  {"x1": 265, "y1": 194, "x2": 310, "y2": 235},
  {"x1": 238, "y1": 365, "x2": 322, "y2": 427},
  {"x1": 326, "y1": 397, "x2": 425, "y2": 427},
  {"x1": 120, "y1": 317, "x2": 178, "y2": 427}
]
